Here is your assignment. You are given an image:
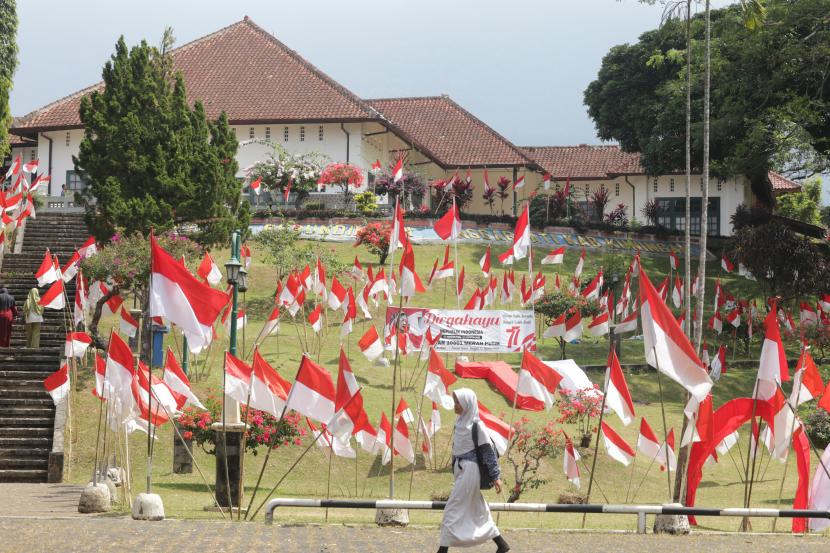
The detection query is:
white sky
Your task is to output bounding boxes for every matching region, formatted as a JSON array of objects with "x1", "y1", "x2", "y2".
[{"x1": 10, "y1": 0, "x2": 733, "y2": 147}]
